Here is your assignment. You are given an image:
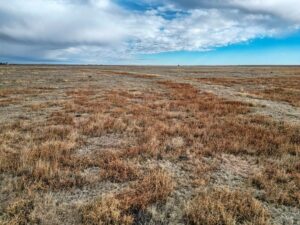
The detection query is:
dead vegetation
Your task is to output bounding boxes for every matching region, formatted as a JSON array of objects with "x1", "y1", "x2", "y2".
[
  {"x1": 81, "y1": 169, "x2": 174, "y2": 224},
  {"x1": 157, "y1": 81, "x2": 299, "y2": 157},
  {"x1": 251, "y1": 158, "x2": 300, "y2": 207},
  {"x1": 0, "y1": 120, "x2": 84, "y2": 190},
  {"x1": 185, "y1": 189, "x2": 270, "y2": 225},
  {"x1": 117, "y1": 169, "x2": 174, "y2": 211},
  {"x1": 195, "y1": 76, "x2": 300, "y2": 107},
  {"x1": 100, "y1": 70, "x2": 158, "y2": 79},
  {"x1": 99, "y1": 157, "x2": 139, "y2": 183},
  {"x1": 1, "y1": 196, "x2": 36, "y2": 225},
  {"x1": 81, "y1": 196, "x2": 134, "y2": 225},
  {"x1": 0, "y1": 66, "x2": 299, "y2": 225}
]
